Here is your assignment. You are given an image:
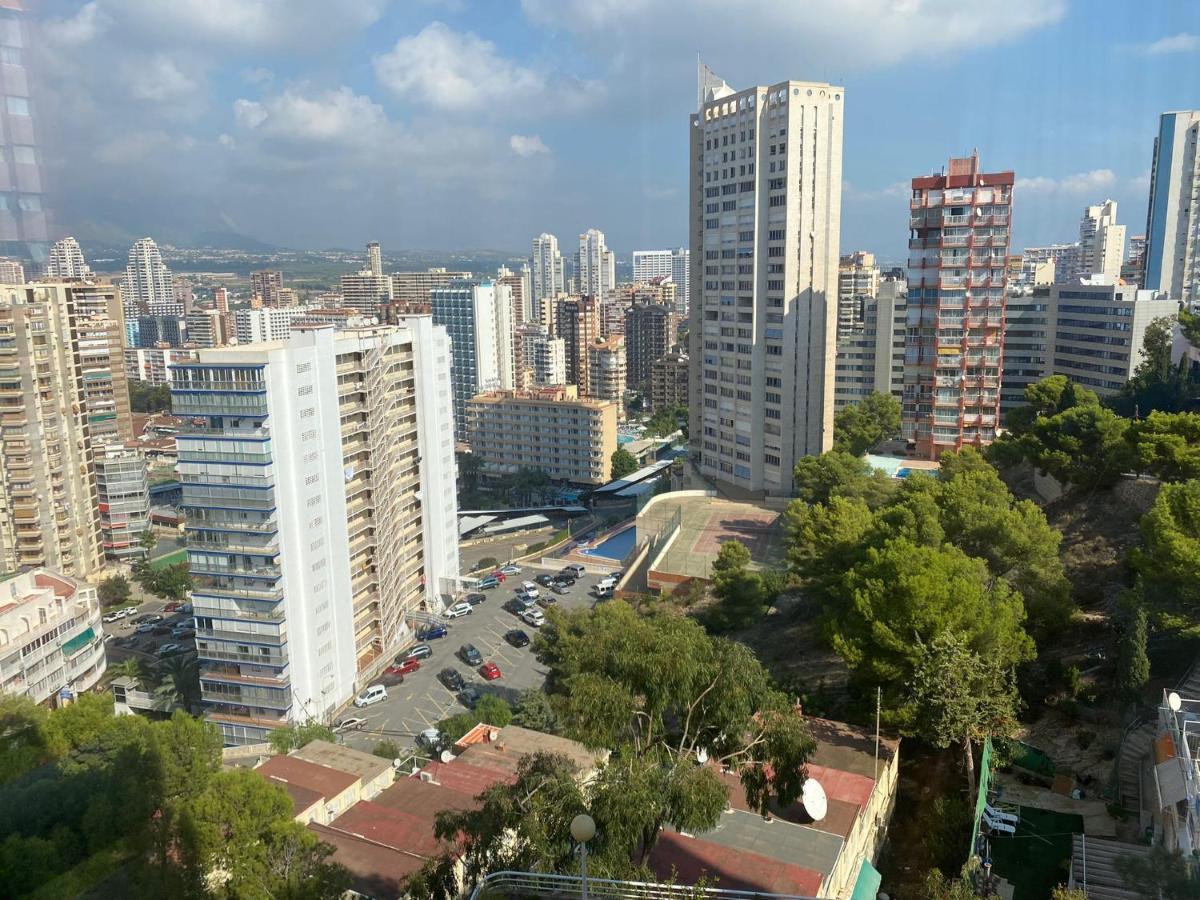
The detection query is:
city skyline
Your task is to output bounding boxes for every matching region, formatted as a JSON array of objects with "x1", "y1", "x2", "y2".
[{"x1": 34, "y1": 1, "x2": 1199, "y2": 259}]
